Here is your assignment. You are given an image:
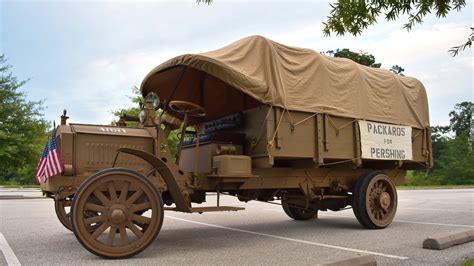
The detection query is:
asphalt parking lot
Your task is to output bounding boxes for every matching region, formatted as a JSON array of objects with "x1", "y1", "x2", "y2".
[{"x1": 0, "y1": 188, "x2": 473, "y2": 265}]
